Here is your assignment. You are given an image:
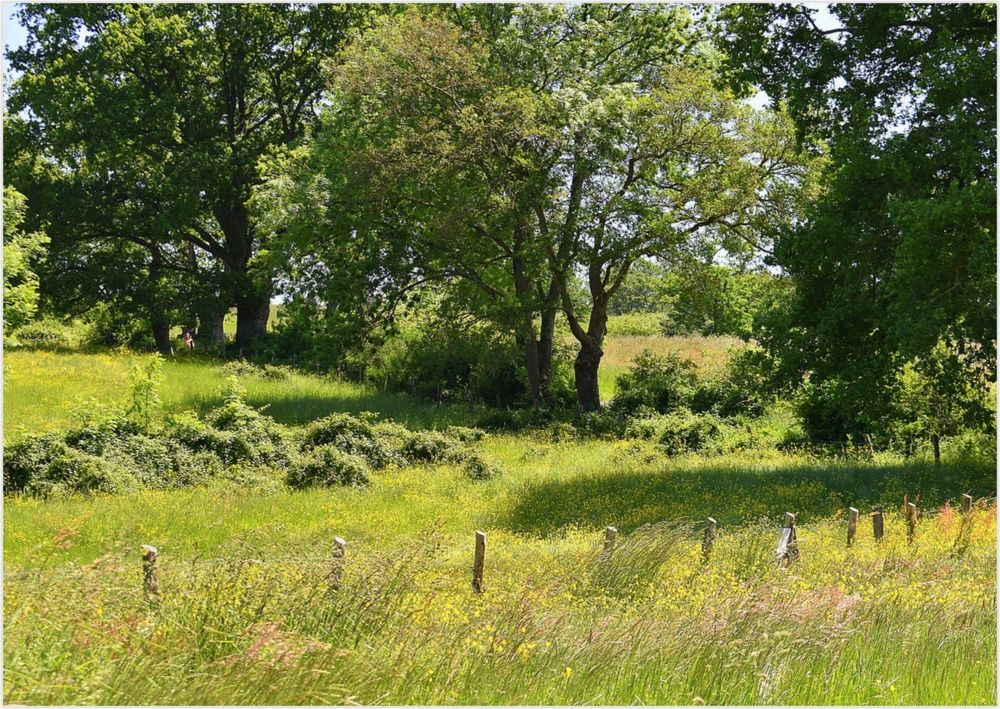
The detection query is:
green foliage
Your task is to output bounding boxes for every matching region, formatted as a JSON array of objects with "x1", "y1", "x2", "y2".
[
  {"x1": 610, "y1": 351, "x2": 698, "y2": 417},
  {"x1": 659, "y1": 265, "x2": 795, "y2": 339},
  {"x1": 2, "y1": 186, "x2": 48, "y2": 336},
  {"x1": 604, "y1": 313, "x2": 664, "y2": 337},
  {"x1": 365, "y1": 306, "x2": 562, "y2": 407},
  {"x1": 691, "y1": 347, "x2": 780, "y2": 418},
  {"x1": 722, "y1": 3, "x2": 996, "y2": 439},
  {"x1": 890, "y1": 341, "x2": 996, "y2": 453},
  {"x1": 657, "y1": 408, "x2": 723, "y2": 455},
  {"x1": 286, "y1": 446, "x2": 370, "y2": 490},
  {"x1": 126, "y1": 356, "x2": 164, "y2": 428},
  {"x1": 6, "y1": 4, "x2": 376, "y2": 350},
  {"x1": 2, "y1": 433, "x2": 141, "y2": 498},
  {"x1": 6, "y1": 317, "x2": 75, "y2": 350}
]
